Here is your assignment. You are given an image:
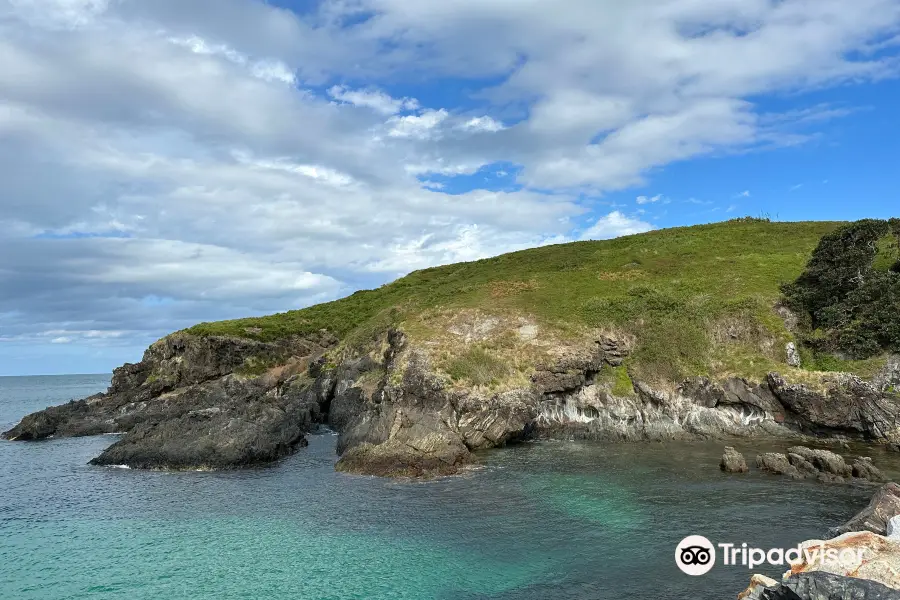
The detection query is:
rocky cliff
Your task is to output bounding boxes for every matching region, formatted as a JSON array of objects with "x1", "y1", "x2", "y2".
[
  {"x1": 3, "y1": 332, "x2": 337, "y2": 469},
  {"x1": 6, "y1": 317, "x2": 900, "y2": 475}
]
